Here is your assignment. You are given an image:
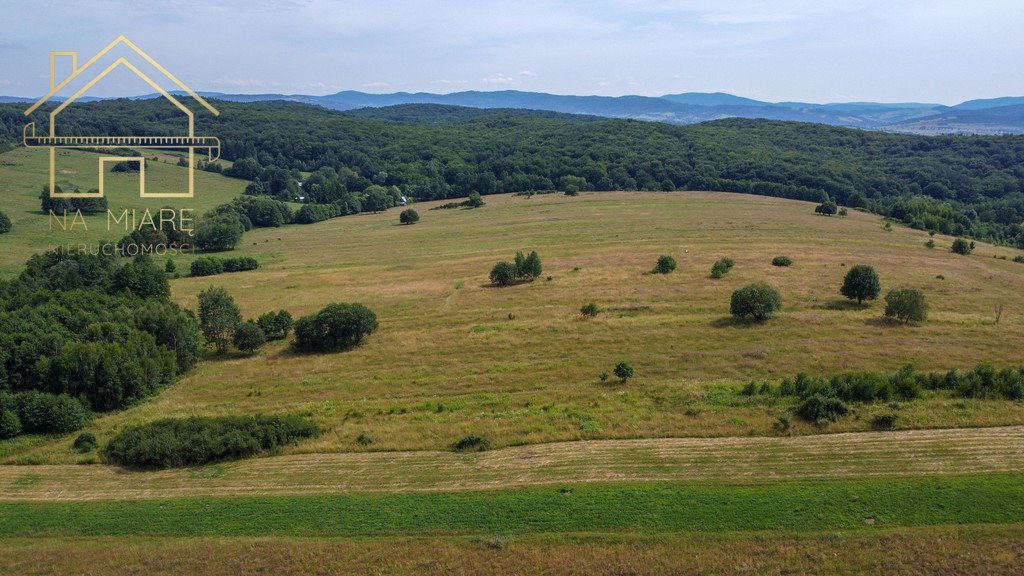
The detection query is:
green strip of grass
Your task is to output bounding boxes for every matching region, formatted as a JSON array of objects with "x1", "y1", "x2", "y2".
[{"x1": 2, "y1": 474, "x2": 1022, "y2": 538}]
